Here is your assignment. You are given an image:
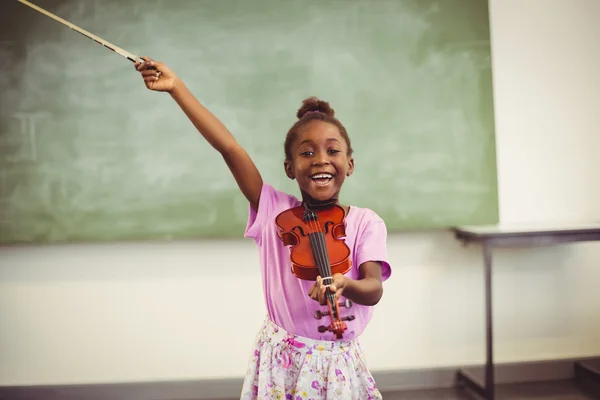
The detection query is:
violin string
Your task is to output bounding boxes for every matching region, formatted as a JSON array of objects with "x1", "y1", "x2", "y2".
[
  {"x1": 307, "y1": 213, "x2": 327, "y2": 279},
  {"x1": 319, "y1": 231, "x2": 337, "y2": 311},
  {"x1": 303, "y1": 201, "x2": 348, "y2": 331},
  {"x1": 305, "y1": 204, "x2": 338, "y2": 317},
  {"x1": 317, "y1": 228, "x2": 336, "y2": 306},
  {"x1": 307, "y1": 218, "x2": 335, "y2": 314},
  {"x1": 305, "y1": 204, "x2": 325, "y2": 277},
  {"x1": 309, "y1": 210, "x2": 330, "y2": 284},
  {"x1": 304, "y1": 206, "x2": 327, "y2": 284}
]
